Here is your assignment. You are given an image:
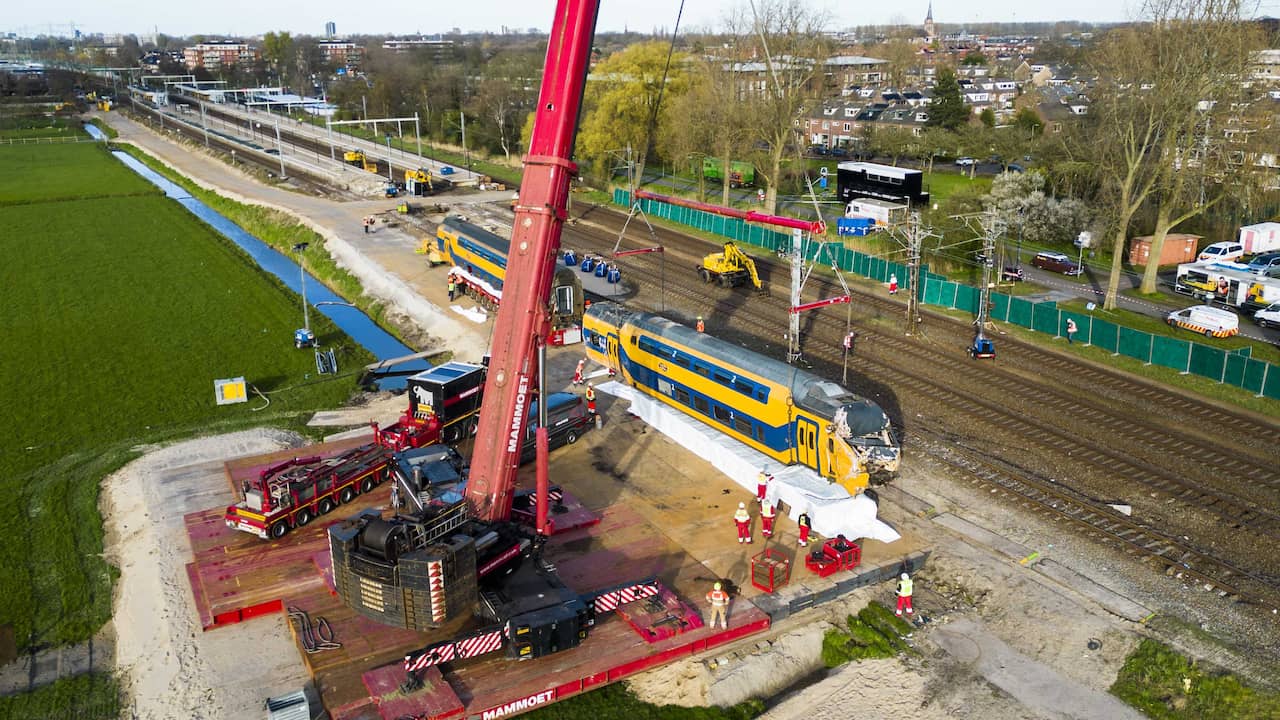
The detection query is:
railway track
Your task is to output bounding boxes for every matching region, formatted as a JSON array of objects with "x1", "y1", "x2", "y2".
[{"x1": 558, "y1": 206, "x2": 1280, "y2": 608}]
